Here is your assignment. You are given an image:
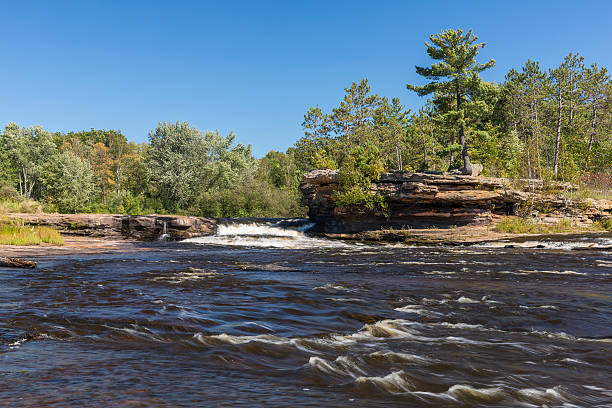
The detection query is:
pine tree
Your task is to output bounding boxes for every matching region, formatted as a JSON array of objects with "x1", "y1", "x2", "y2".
[
  {"x1": 562, "y1": 53, "x2": 585, "y2": 133},
  {"x1": 581, "y1": 63, "x2": 610, "y2": 168},
  {"x1": 407, "y1": 29, "x2": 495, "y2": 174},
  {"x1": 331, "y1": 78, "x2": 381, "y2": 144}
]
